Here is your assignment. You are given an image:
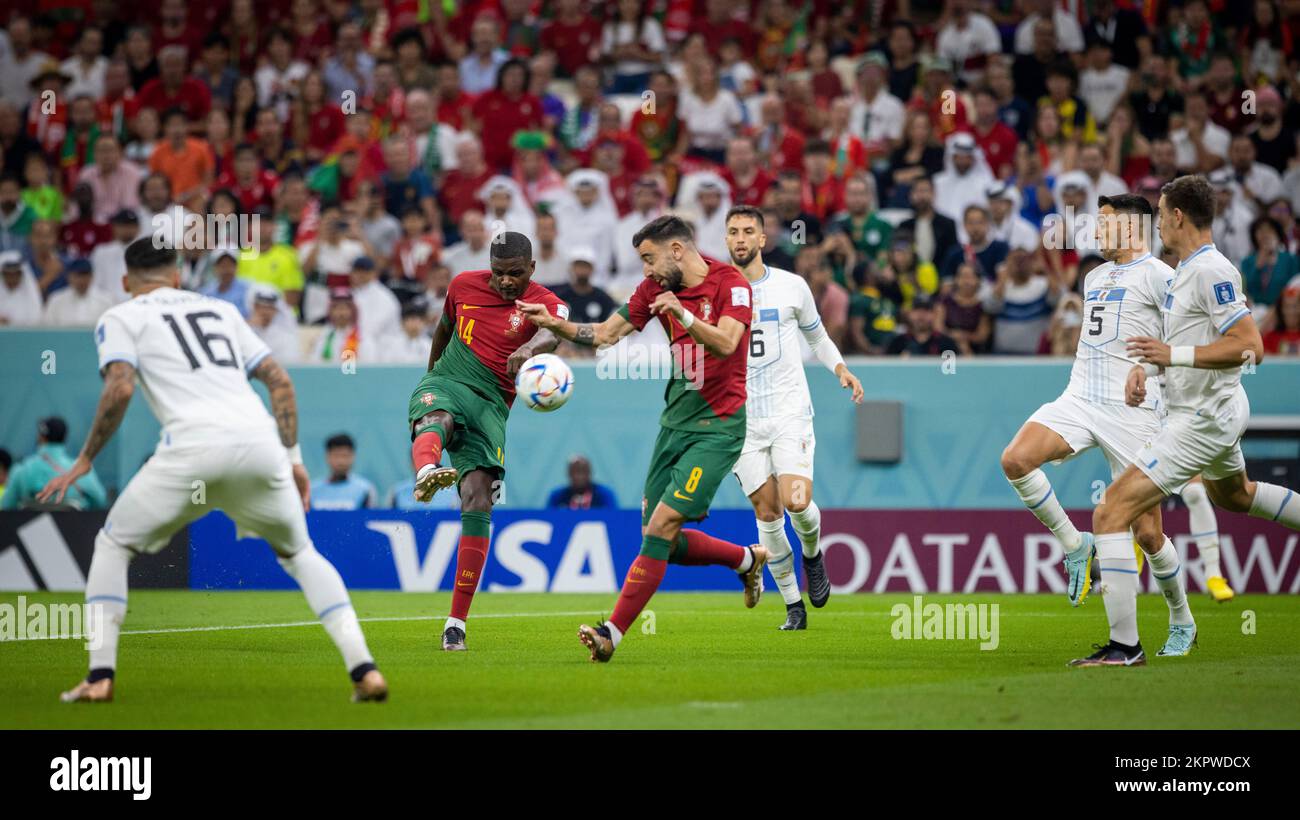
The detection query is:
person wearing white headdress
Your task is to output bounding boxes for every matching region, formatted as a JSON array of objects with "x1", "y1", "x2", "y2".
[
  {"x1": 478, "y1": 175, "x2": 537, "y2": 242},
  {"x1": 0, "y1": 251, "x2": 43, "y2": 326},
  {"x1": 1209, "y1": 169, "x2": 1255, "y2": 266},
  {"x1": 675, "y1": 169, "x2": 733, "y2": 261},
  {"x1": 933, "y1": 132, "x2": 994, "y2": 224},
  {"x1": 554, "y1": 169, "x2": 618, "y2": 286},
  {"x1": 612, "y1": 176, "x2": 667, "y2": 299},
  {"x1": 985, "y1": 180, "x2": 1041, "y2": 252}
]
